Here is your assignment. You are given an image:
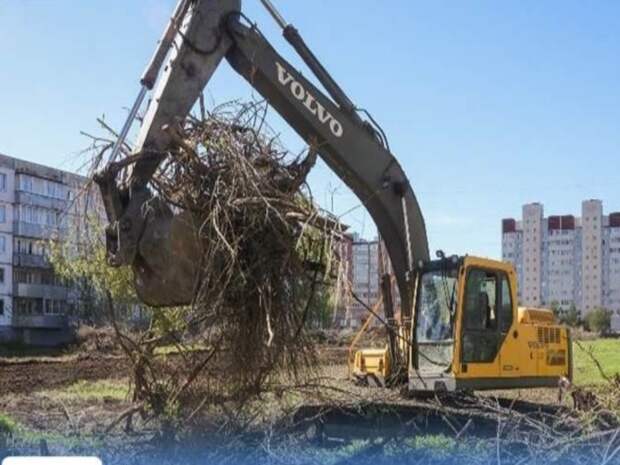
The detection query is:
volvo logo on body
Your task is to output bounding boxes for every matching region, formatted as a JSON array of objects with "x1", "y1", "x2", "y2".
[{"x1": 275, "y1": 62, "x2": 344, "y2": 138}]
